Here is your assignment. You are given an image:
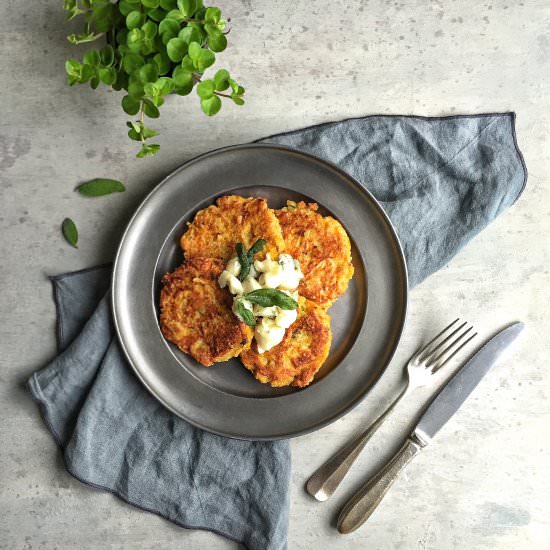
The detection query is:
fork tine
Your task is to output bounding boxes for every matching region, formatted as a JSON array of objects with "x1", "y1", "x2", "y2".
[
  {"x1": 417, "y1": 319, "x2": 468, "y2": 362},
  {"x1": 431, "y1": 331, "x2": 477, "y2": 372},
  {"x1": 427, "y1": 327, "x2": 477, "y2": 371},
  {"x1": 414, "y1": 318, "x2": 460, "y2": 361}
]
